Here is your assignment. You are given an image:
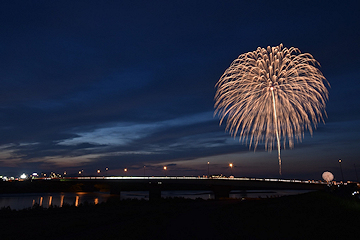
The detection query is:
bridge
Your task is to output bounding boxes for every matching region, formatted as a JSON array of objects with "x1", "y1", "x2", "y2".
[
  {"x1": 1, "y1": 176, "x2": 328, "y2": 200},
  {"x1": 57, "y1": 176, "x2": 328, "y2": 200}
]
